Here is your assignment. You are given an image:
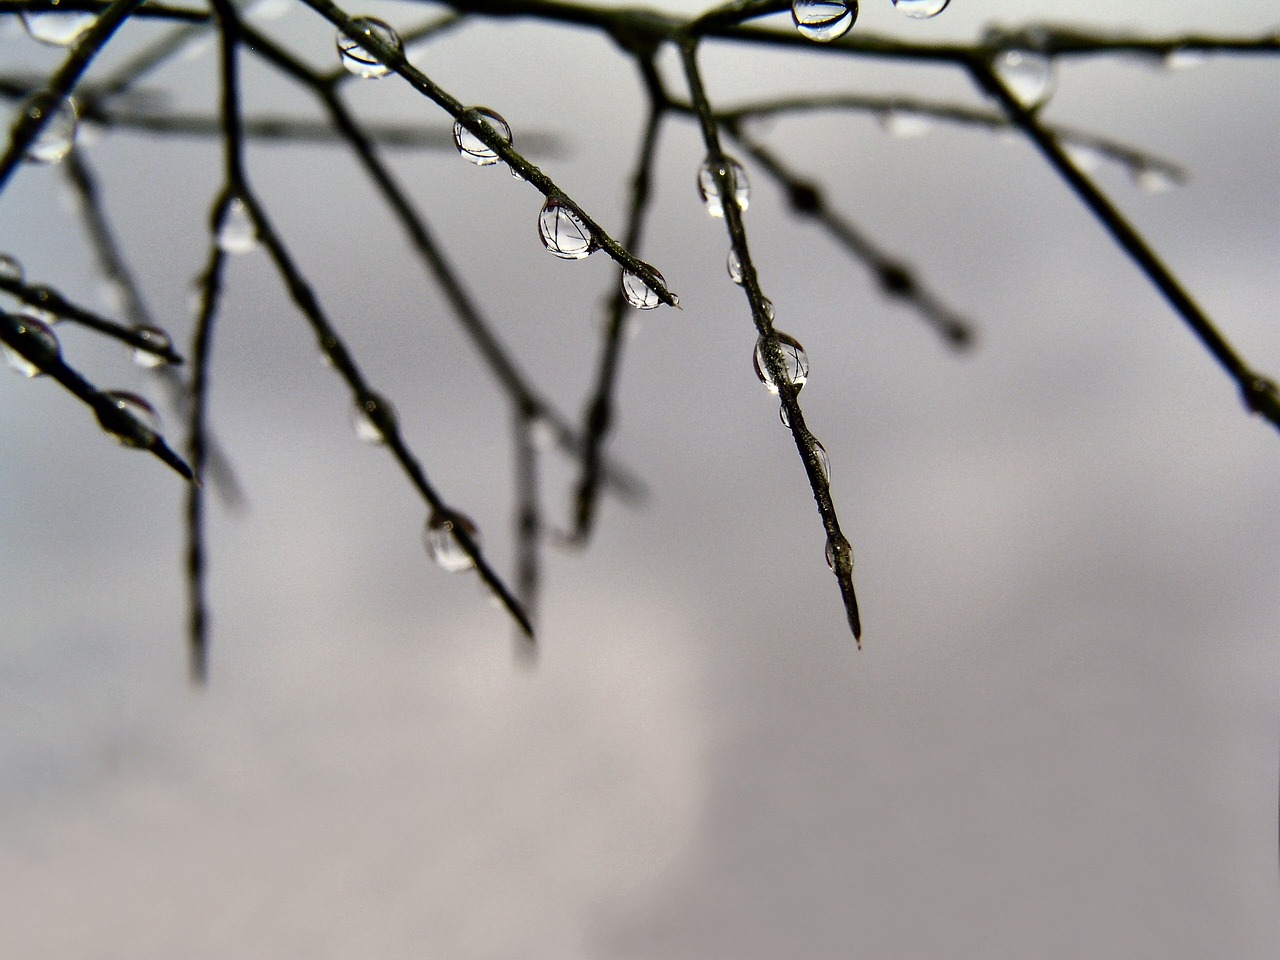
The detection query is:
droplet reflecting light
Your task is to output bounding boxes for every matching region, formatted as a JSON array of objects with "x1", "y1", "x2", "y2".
[
  {"x1": 993, "y1": 48, "x2": 1054, "y2": 109},
  {"x1": 21, "y1": 2, "x2": 96, "y2": 46},
  {"x1": 621, "y1": 266, "x2": 669, "y2": 310},
  {"x1": 698, "y1": 156, "x2": 749, "y2": 219},
  {"x1": 351, "y1": 392, "x2": 397, "y2": 445},
  {"x1": 753, "y1": 332, "x2": 809, "y2": 395},
  {"x1": 131, "y1": 325, "x2": 173, "y2": 368},
  {"x1": 424, "y1": 511, "x2": 481, "y2": 573},
  {"x1": 727, "y1": 248, "x2": 744, "y2": 285},
  {"x1": 2, "y1": 311, "x2": 60, "y2": 377},
  {"x1": 892, "y1": 0, "x2": 949, "y2": 19},
  {"x1": 336, "y1": 17, "x2": 402, "y2": 79},
  {"x1": 216, "y1": 197, "x2": 258, "y2": 254},
  {"x1": 96, "y1": 390, "x2": 160, "y2": 447},
  {"x1": 791, "y1": 1, "x2": 856, "y2": 43},
  {"x1": 21, "y1": 95, "x2": 78, "y2": 164},
  {"x1": 538, "y1": 197, "x2": 595, "y2": 260},
  {"x1": 0, "y1": 253, "x2": 23, "y2": 283},
  {"x1": 453, "y1": 107, "x2": 513, "y2": 166}
]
